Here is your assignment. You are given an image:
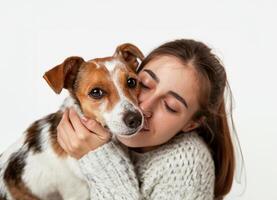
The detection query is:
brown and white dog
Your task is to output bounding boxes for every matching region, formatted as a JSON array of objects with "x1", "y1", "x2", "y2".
[{"x1": 0, "y1": 43, "x2": 145, "y2": 200}]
